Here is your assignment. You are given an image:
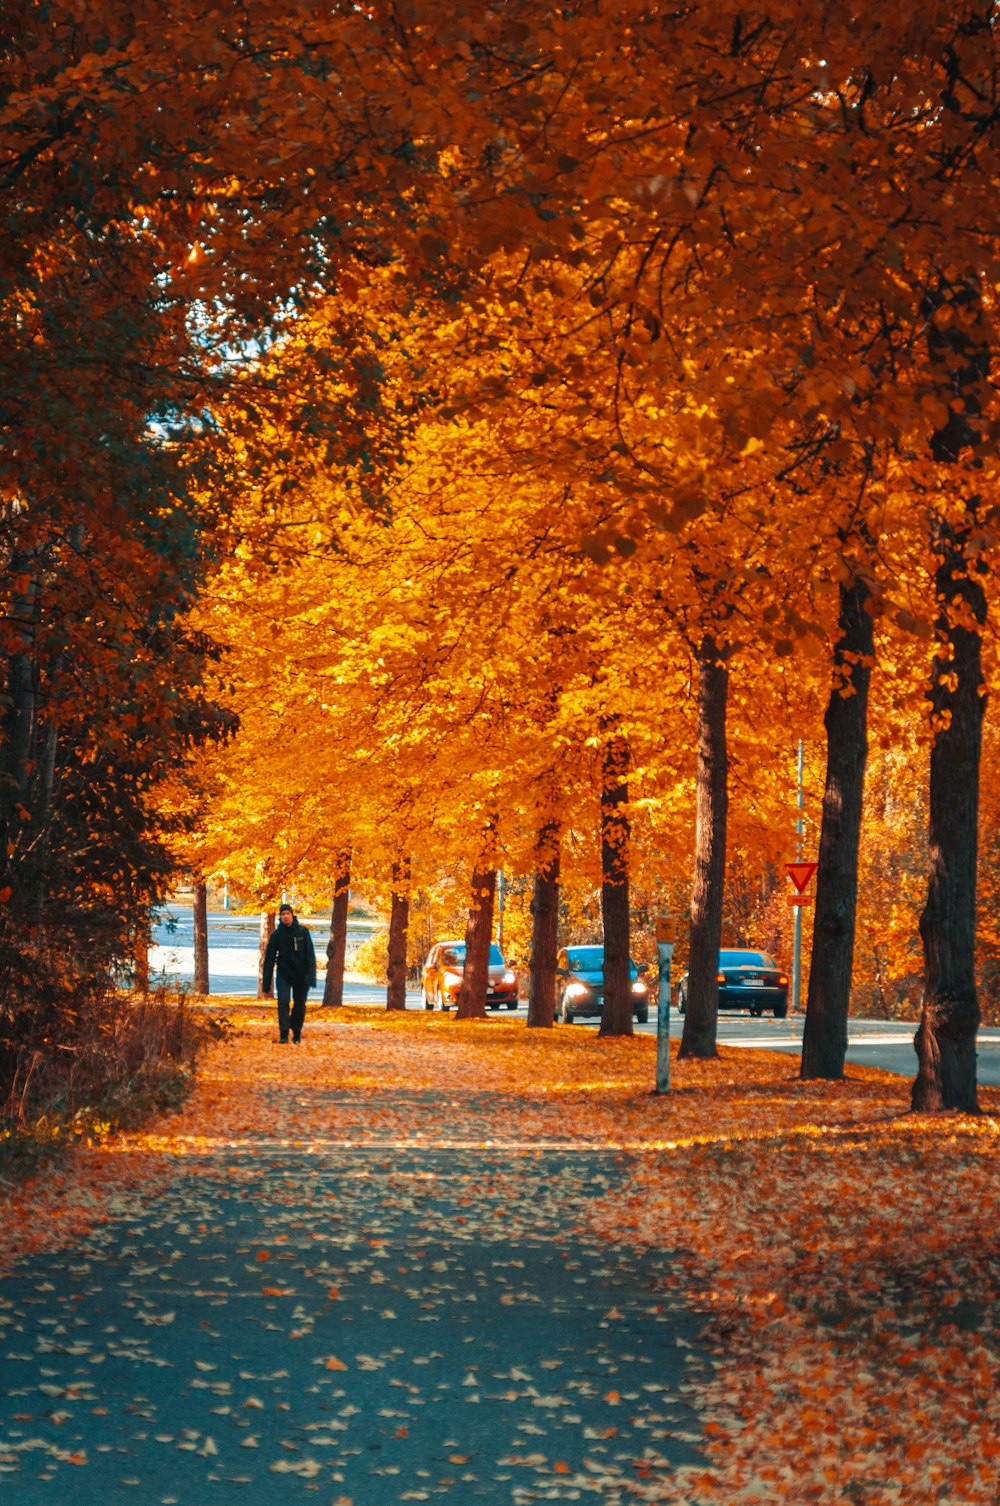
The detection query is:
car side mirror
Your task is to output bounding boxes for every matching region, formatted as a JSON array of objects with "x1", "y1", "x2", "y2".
[
  {"x1": 636, "y1": 962, "x2": 649, "y2": 975},
  {"x1": 555, "y1": 966, "x2": 566, "y2": 977}
]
